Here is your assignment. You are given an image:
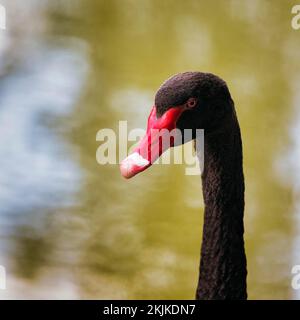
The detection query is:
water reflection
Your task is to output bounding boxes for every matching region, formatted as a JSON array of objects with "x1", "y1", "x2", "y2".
[{"x1": 0, "y1": 0, "x2": 299, "y2": 299}]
